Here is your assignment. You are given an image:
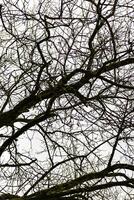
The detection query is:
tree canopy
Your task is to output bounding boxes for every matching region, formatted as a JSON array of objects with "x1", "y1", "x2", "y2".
[{"x1": 0, "y1": 0, "x2": 134, "y2": 199}]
